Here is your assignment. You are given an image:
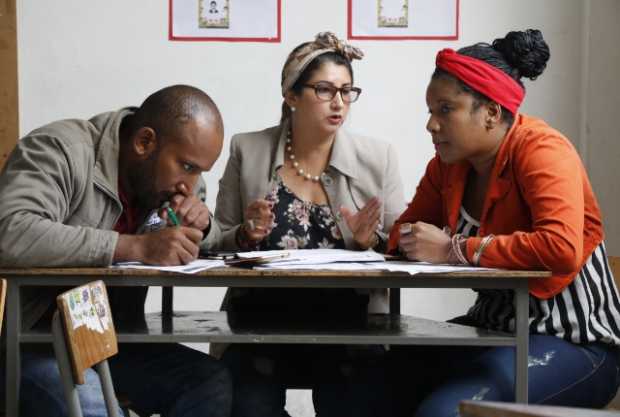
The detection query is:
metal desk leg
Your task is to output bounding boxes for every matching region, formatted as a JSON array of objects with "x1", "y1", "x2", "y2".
[
  {"x1": 162, "y1": 286, "x2": 173, "y2": 317},
  {"x1": 514, "y1": 282, "x2": 529, "y2": 403},
  {"x1": 389, "y1": 288, "x2": 401, "y2": 314},
  {"x1": 162, "y1": 286, "x2": 173, "y2": 333},
  {"x1": 6, "y1": 281, "x2": 21, "y2": 417}
]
